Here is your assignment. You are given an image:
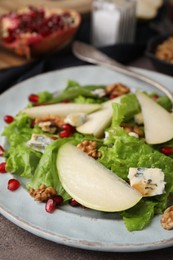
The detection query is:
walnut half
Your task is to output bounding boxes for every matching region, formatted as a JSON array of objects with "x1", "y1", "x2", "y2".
[
  {"x1": 29, "y1": 184, "x2": 57, "y2": 202},
  {"x1": 77, "y1": 140, "x2": 101, "y2": 159},
  {"x1": 161, "y1": 205, "x2": 173, "y2": 230}
]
